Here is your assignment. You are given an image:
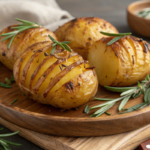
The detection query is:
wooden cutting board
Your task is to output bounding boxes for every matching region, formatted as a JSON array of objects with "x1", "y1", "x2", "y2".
[
  {"x1": 1, "y1": 62, "x2": 150, "y2": 137},
  {"x1": 1, "y1": 116, "x2": 150, "y2": 150}
]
